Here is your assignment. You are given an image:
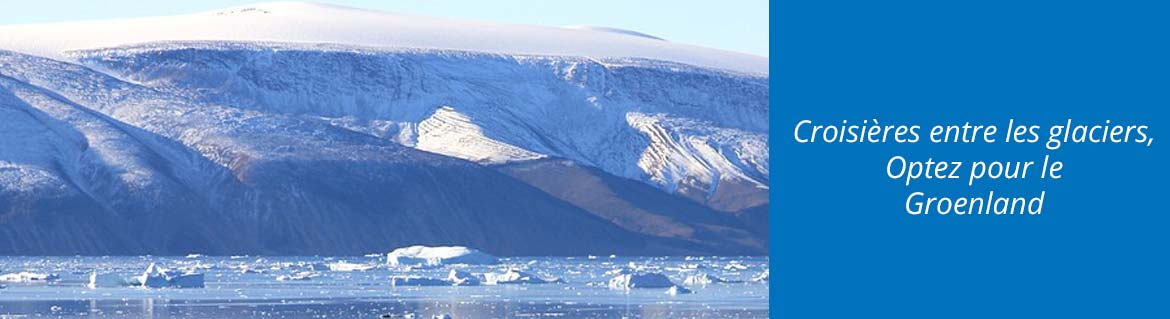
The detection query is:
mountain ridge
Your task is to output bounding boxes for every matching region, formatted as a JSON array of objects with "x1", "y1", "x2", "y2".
[
  {"x1": 0, "y1": 4, "x2": 768, "y2": 256},
  {"x1": 0, "y1": 2, "x2": 766, "y2": 75}
]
